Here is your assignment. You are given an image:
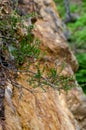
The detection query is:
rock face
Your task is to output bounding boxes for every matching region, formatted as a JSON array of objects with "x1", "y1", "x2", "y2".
[
  {"x1": 5, "y1": 82, "x2": 79, "y2": 130},
  {"x1": 66, "y1": 87, "x2": 86, "y2": 130},
  {"x1": 0, "y1": 0, "x2": 86, "y2": 130}
]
